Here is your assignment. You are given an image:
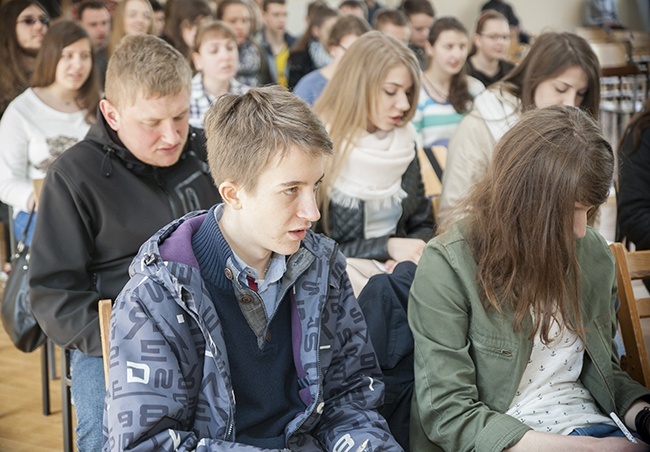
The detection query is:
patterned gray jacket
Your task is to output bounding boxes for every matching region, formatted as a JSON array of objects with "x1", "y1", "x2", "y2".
[{"x1": 103, "y1": 210, "x2": 402, "y2": 451}]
